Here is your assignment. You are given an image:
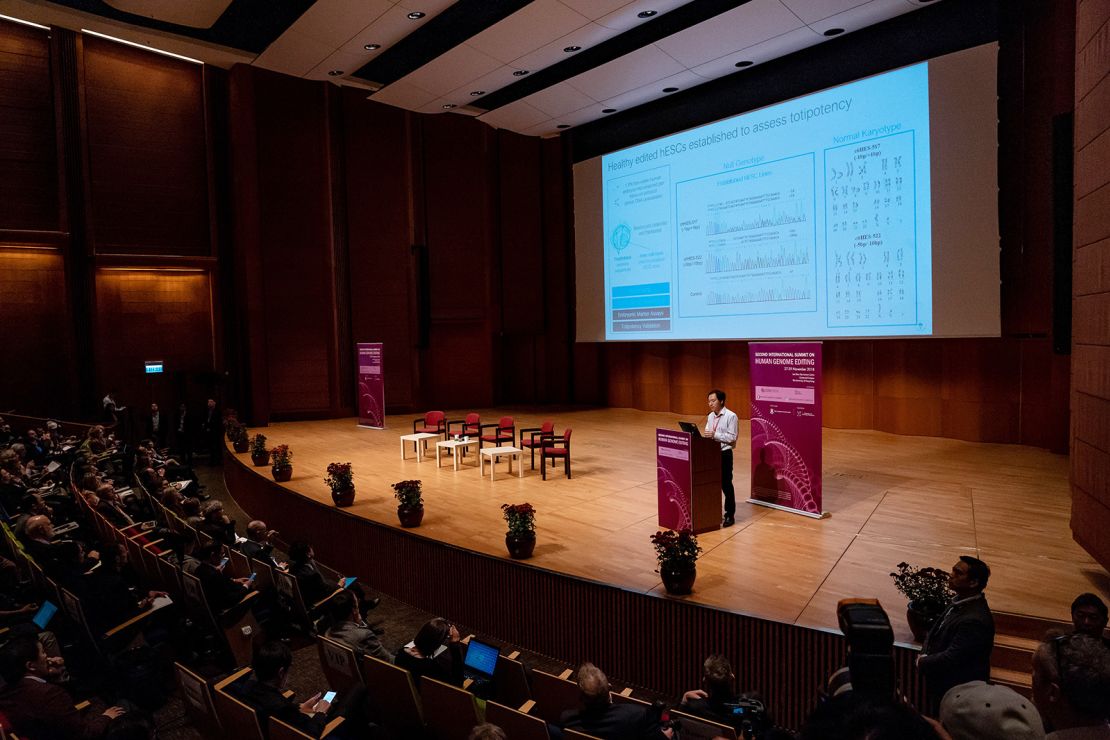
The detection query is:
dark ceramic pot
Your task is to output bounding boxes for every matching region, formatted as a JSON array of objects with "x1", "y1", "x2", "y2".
[
  {"x1": 505, "y1": 532, "x2": 536, "y2": 559},
  {"x1": 232, "y1": 439, "x2": 249, "y2": 453},
  {"x1": 251, "y1": 452, "x2": 270, "y2": 467},
  {"x1": 332, "y1": 486, "x2": 356, "y2": 508},
  {"x1": 271, "y1": 465, "x2": 292, "y2": 482},
  {"x1": 907, "y1": 601, "x2": 942, "y2": 643},
  {"x1": 398, "y1": 505, "x2": 424, "y2": 528},
  {"x1": 660, "y1": 563, "x2": 697, "y2": 595}
]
